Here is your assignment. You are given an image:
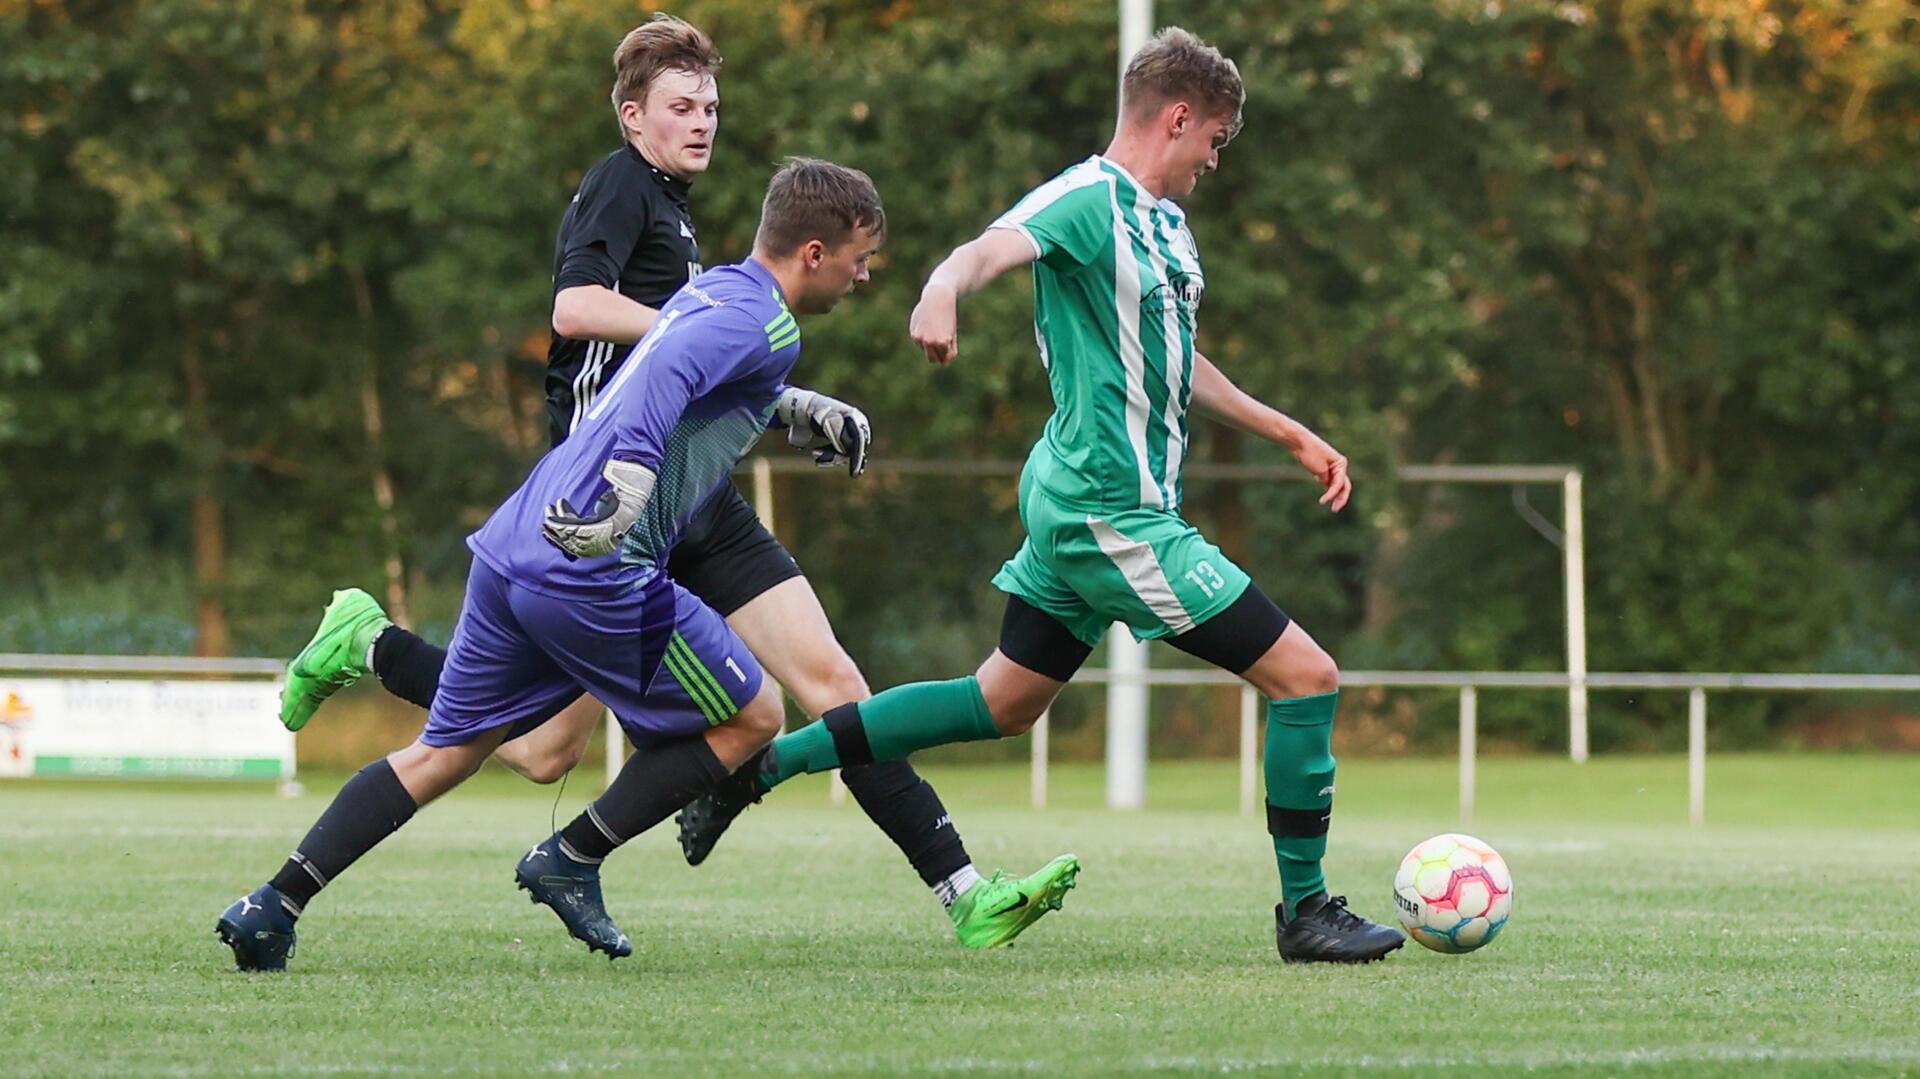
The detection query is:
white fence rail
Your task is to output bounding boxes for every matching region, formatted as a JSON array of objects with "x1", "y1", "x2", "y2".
[
  {"x1": 1048, "y1": 668, "x2": 1920, "y2": 826},
  {"x1": 0, "y1": 654, "x2": 284, "y2": 676},
  {"x1": 5, "y1": 655, "x2": 1913, "y2": 827}
]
